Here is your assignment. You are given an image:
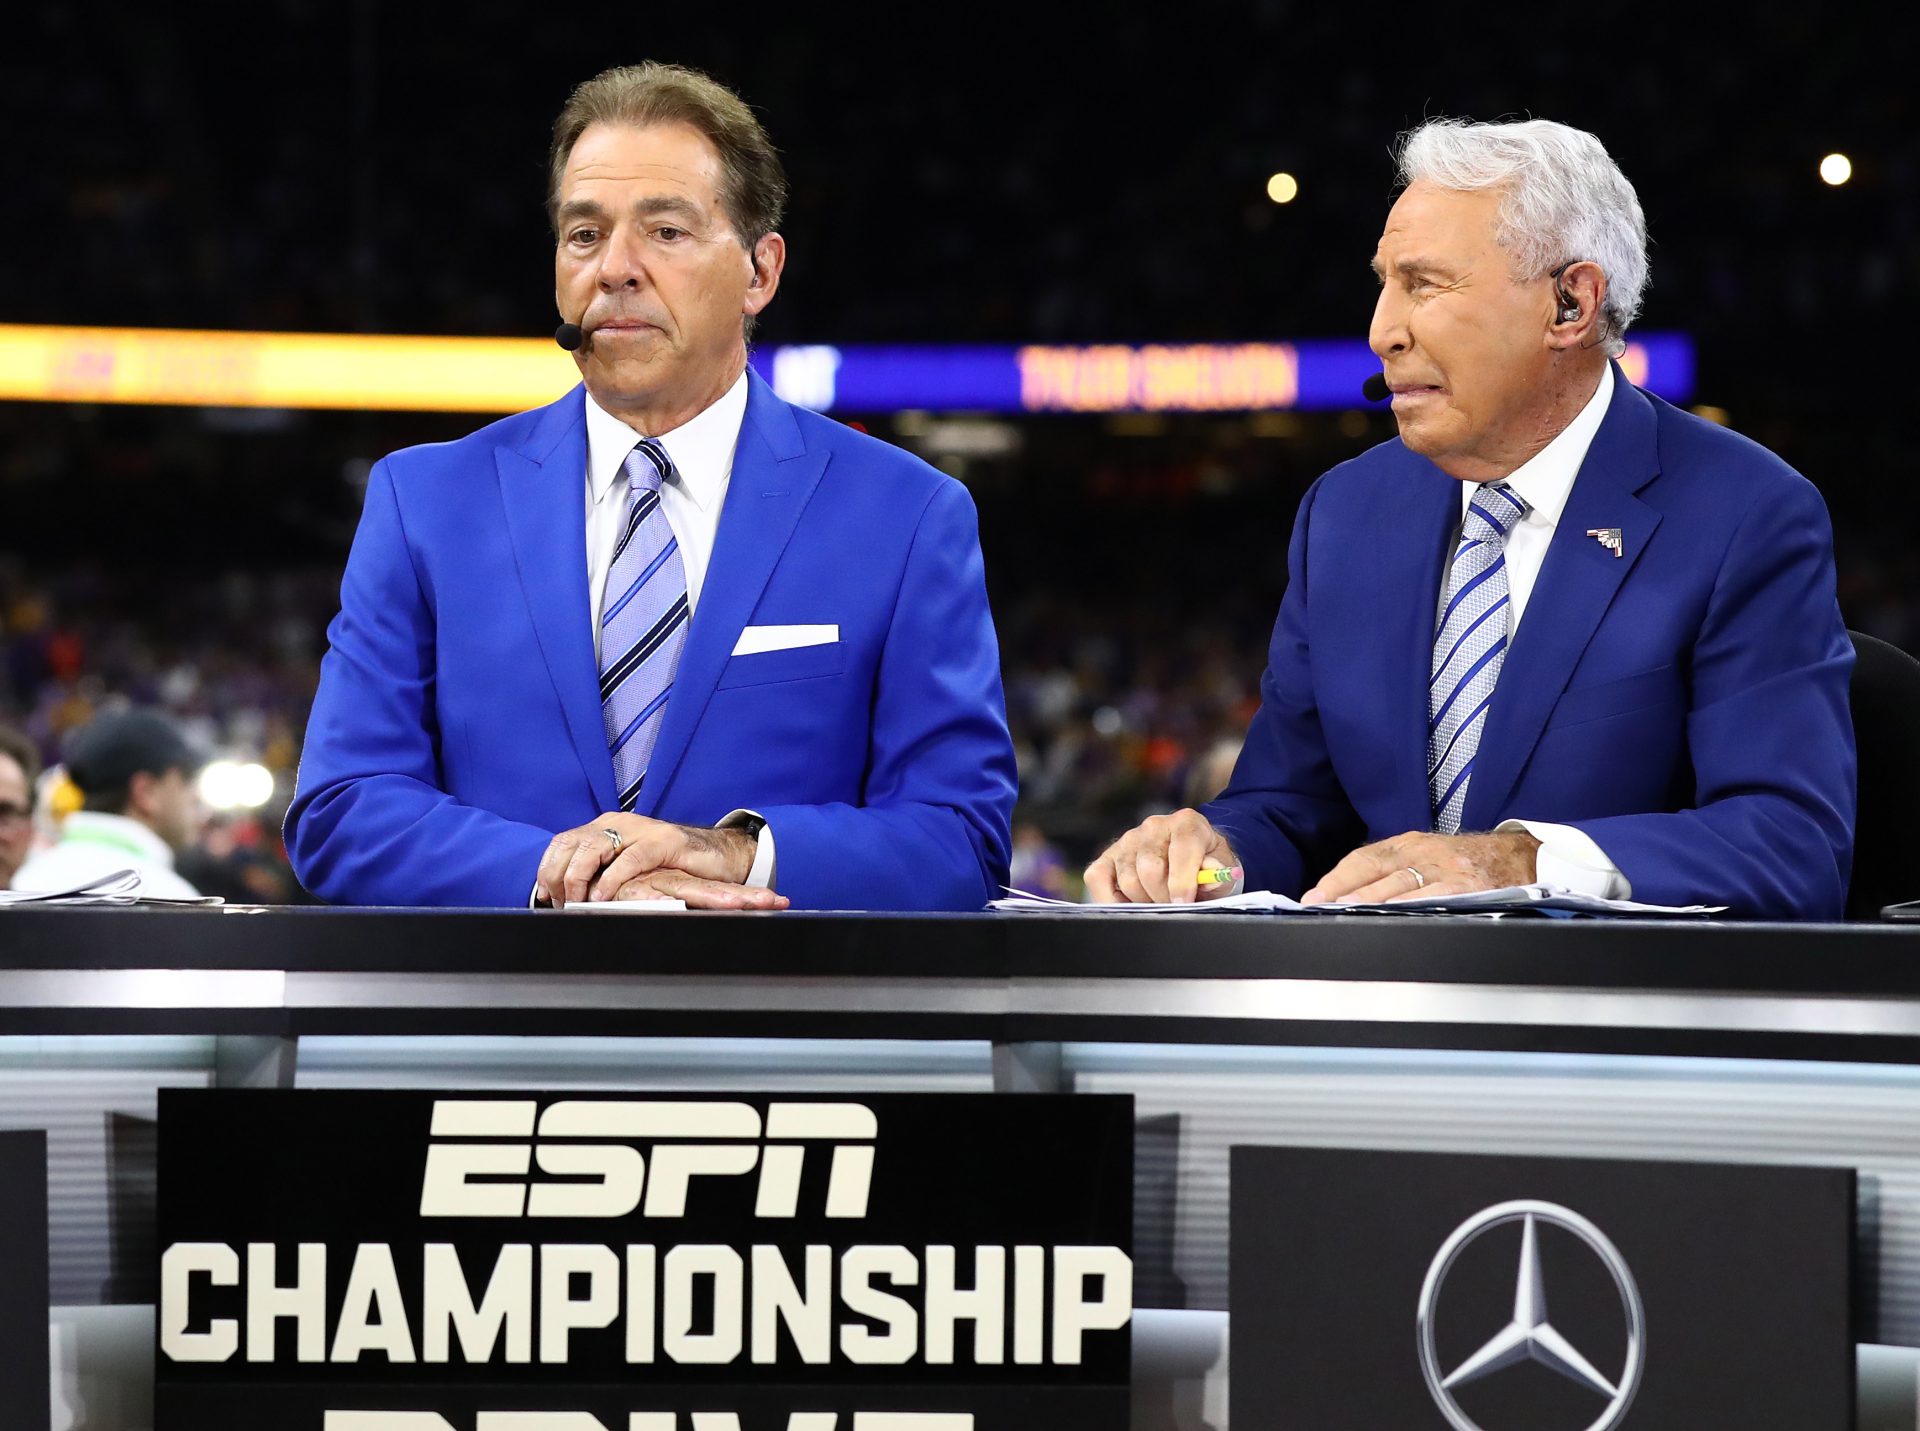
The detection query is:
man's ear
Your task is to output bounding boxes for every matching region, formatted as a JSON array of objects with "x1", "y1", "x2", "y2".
[
  {"x1": 1548, "y1": 260, "x2": 1608, "y2": 350},
  {"x1": 126, "y1": 769, "x2": 157, "y2": 819},
  {"x1": 744, "y1": 233, "x2": 786, "y2": 316}
]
